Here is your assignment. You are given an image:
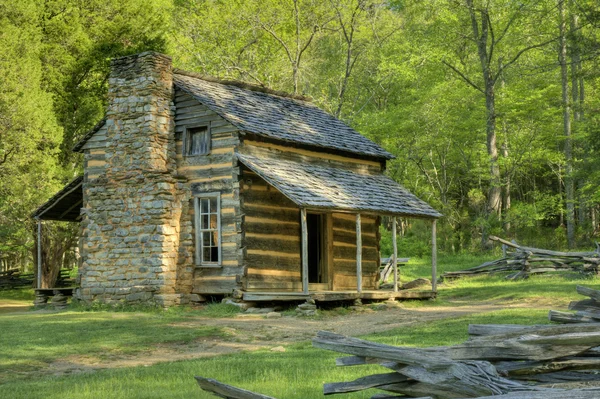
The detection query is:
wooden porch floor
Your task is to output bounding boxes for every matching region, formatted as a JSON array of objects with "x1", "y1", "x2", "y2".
[{"x1": 242, "y1": 290, "x2": 436, "y2": 302}]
